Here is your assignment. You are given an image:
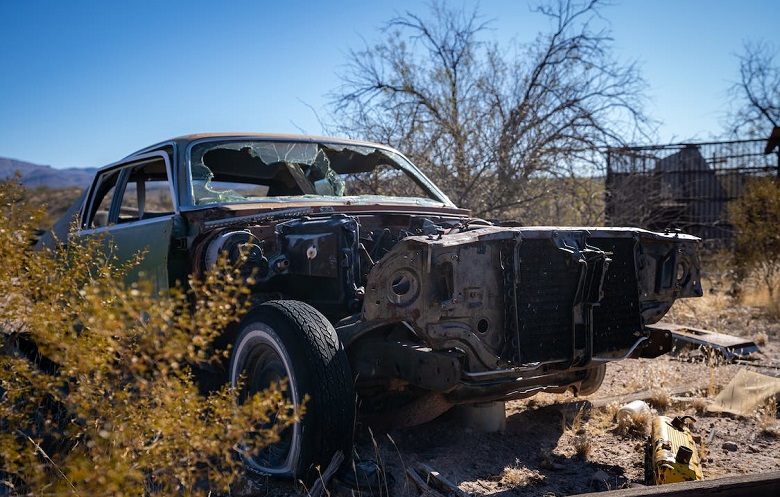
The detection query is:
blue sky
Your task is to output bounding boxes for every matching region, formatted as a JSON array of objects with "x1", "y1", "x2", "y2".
[{"x1": 1, "y1": 0, "x2": 776, "y2": 169}]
